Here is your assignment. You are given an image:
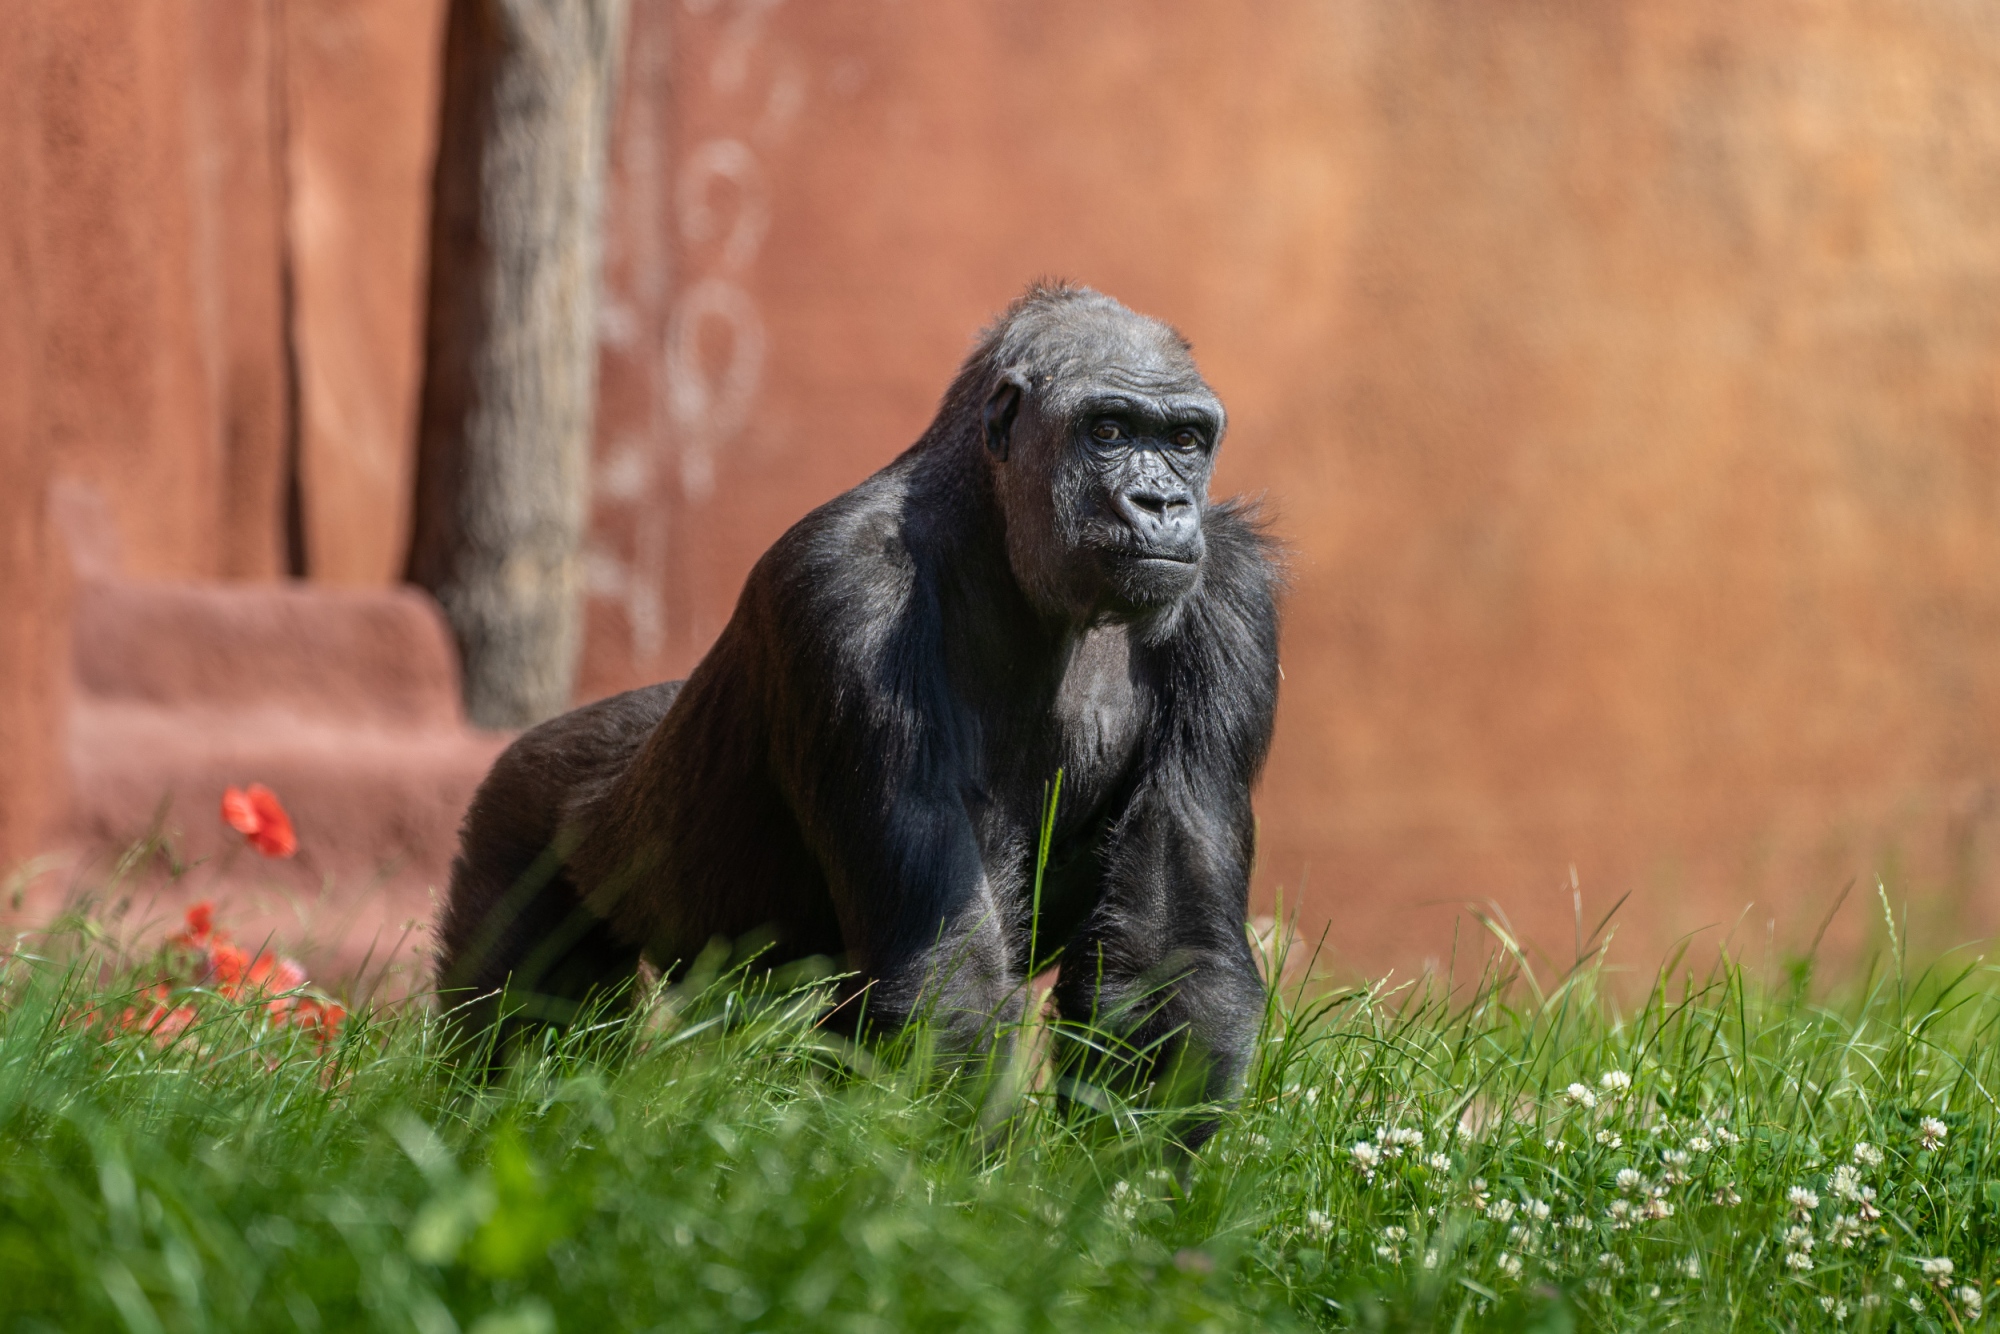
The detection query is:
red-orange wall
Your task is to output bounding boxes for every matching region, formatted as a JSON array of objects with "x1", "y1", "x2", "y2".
[
  {"x1": 0, "y1": 8, "x2": 61, "y2": 871},
  {"x1": 0, "y1": 0, "x2": 443, "y2": 864},
  {"x1": 10, "y1": 3, "x2": 2000, "y2": 978}
]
